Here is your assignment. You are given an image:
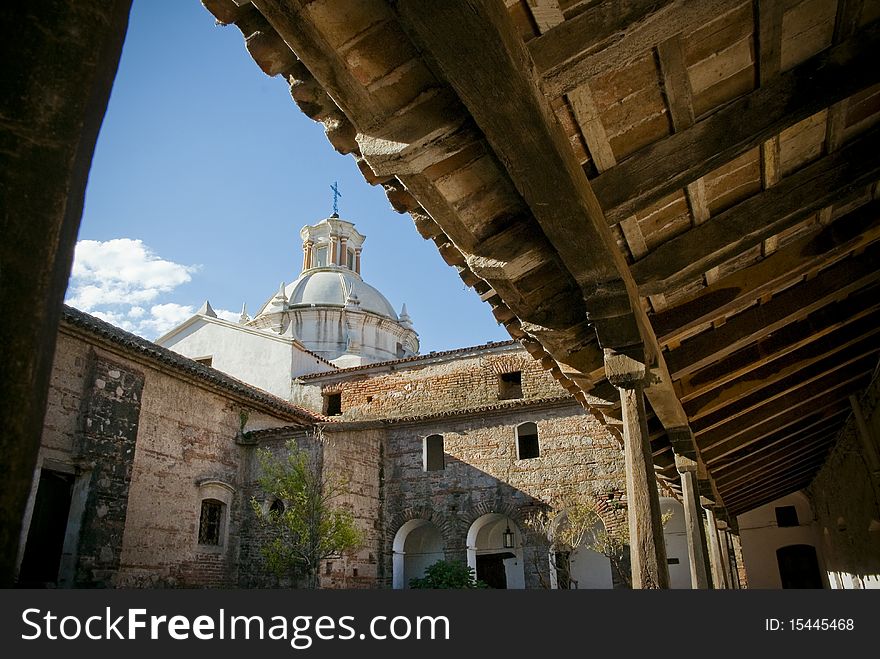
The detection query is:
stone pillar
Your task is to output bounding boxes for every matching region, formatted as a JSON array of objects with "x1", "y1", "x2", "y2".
[
  {"x1": 355, "y1": 248, "x2": 362, "y2": 274},
  {"x1": 605, "y1": 350, "x2": 669, "y2": 589},
  {"x1": 330, "y1": 235, "x2": 338, "y2": 265},
  {"x1": 303, "y1": 240, "x2": 313, "y2": 271},
  {"x1": 704, "y1": 506, "x2": 728, "y2": 588},
  {"x1": 676, "y1": 455, "x2": 710, "y2": 589}
]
